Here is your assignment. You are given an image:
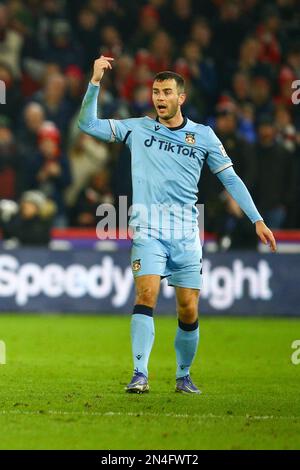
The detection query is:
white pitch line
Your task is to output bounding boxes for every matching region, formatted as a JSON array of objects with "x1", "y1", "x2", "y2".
[{"x1": 0, "y1": 410, "x2": 299, "y2": 421}]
